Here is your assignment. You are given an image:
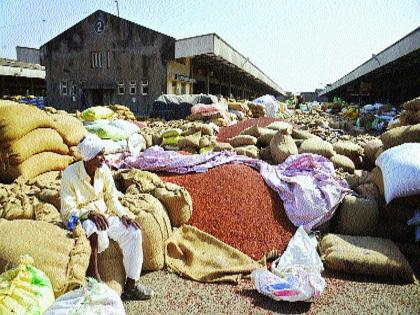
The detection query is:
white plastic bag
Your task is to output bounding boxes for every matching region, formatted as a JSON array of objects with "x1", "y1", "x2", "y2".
[
  {"x1": 44, "y1": 278, "x2": 125, "y2": 315},
  {"x1": 252, "y1": 226, "x2": 325, "y2": 302},
  {"x1": 253, "y1": 95, "x2": 279, "y2": 117},
  {"x1": 109, "y1": 119, "x2": 140, "y2": 136},
  {"x1": 376, "y1": 143, "x2": 420, "y2": 203}
]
